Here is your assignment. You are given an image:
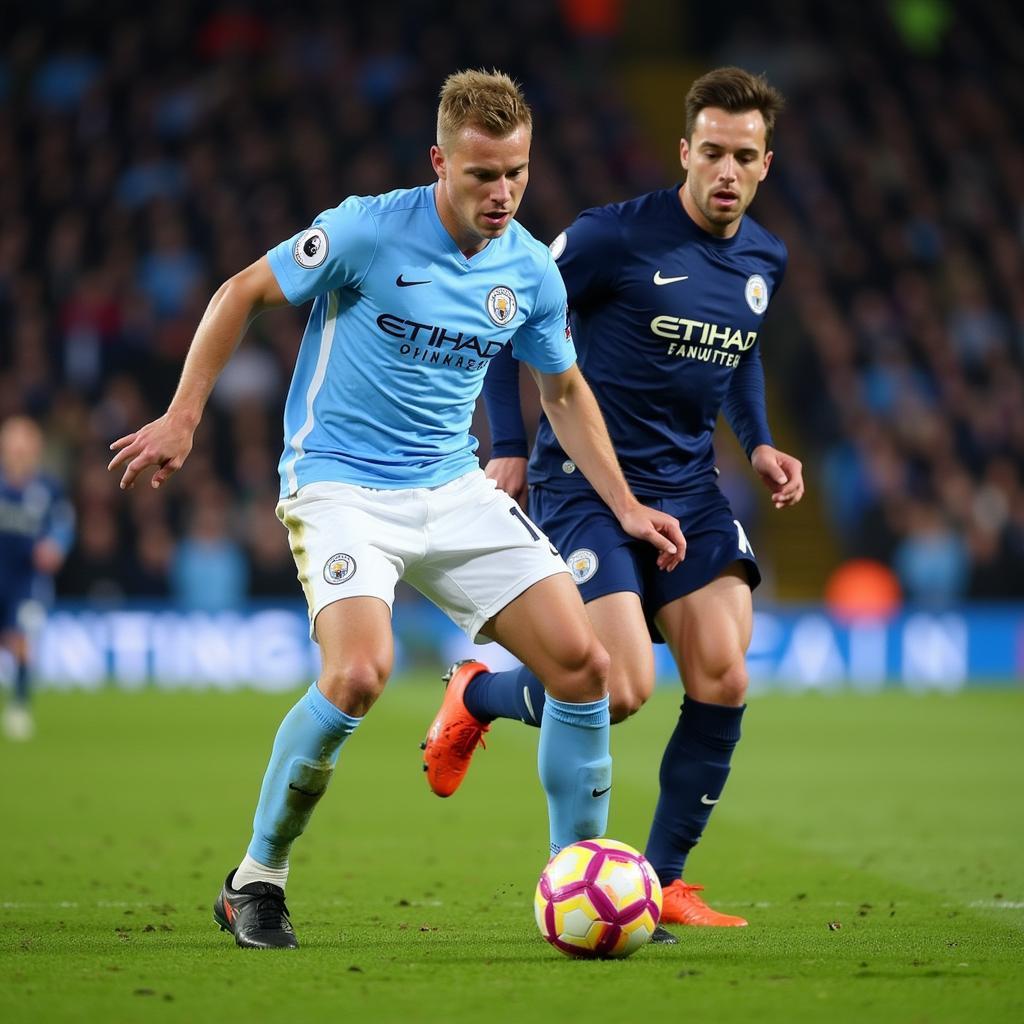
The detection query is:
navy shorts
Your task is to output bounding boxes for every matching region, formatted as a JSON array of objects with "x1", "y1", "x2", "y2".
[
  {"x1": 530, "y1": 485, "x2": 760, "y2": 643},
  {"x1": 0, "y1": 585, "x2": 33, "y2": 633},
  {"x1": 0, "y1": 573, "x2": 50, "y2": 633}
]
